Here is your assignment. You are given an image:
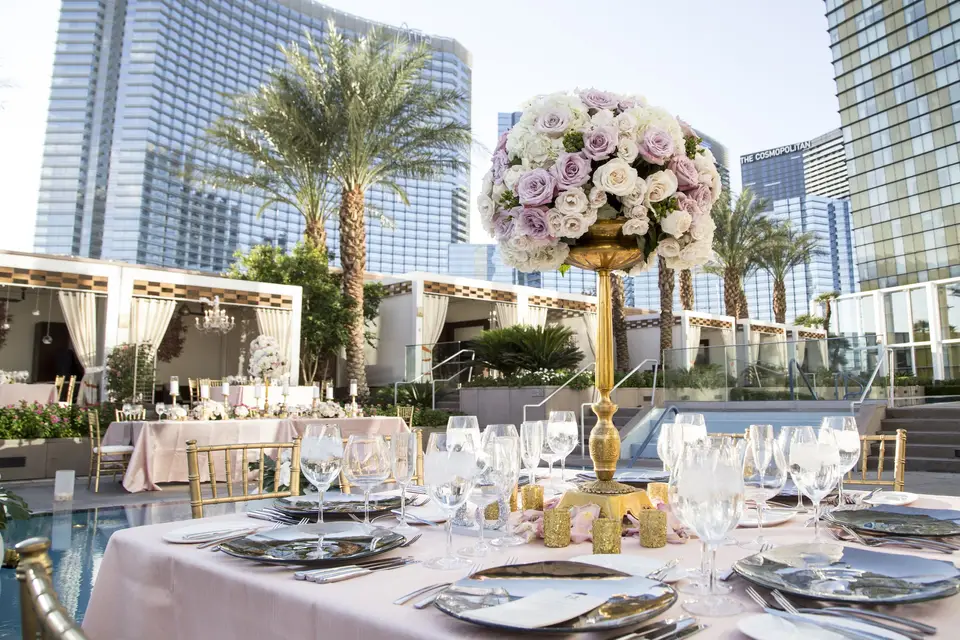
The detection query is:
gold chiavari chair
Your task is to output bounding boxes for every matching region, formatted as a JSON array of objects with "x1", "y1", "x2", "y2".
[
  {"x1": 87, "y1": 411, "x2": 133, "y2": 492},
  {"x1": 338, "y1": 429, "x2": 424, "y2": 494},
  {"x1": 16, "y1": 538, "x2": 89, "y2": 640},
  {"x1": 396, "y1": 405, "x2": 415, "y2": 429},
  {"x1": 64, "y1": 376, "x2": 76, "y2": 406},
  {"x1": 844, "y1": 429, "x2": 907, "y2": 492},
  {"x1": 114, "y1": 407, "x2": 147, "y2": 422},
  {"x1": 53, "y1": 375, "x2": 65, "y2": 401},
  {"x1": 186, "y1": 437, "x2": 302, "y2": 519},
  {"x1": 187, "y1": 378, "x2": 198, "y2": 405}
]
